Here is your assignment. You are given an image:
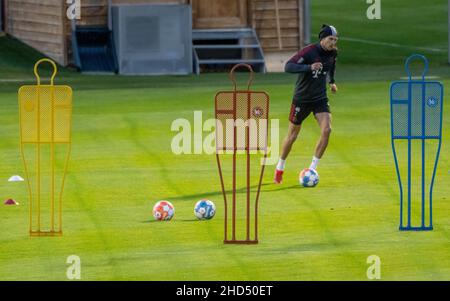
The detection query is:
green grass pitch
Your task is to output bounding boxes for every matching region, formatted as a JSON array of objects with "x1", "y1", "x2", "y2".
[{"x1": 0, "y1": 0, "x2": 449, "y2": 280}]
